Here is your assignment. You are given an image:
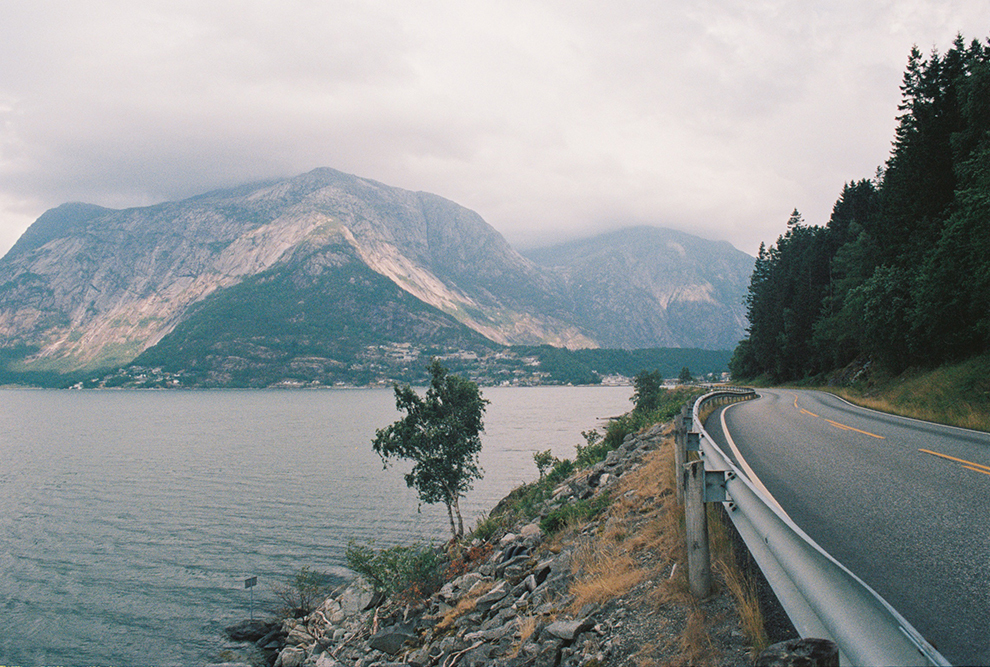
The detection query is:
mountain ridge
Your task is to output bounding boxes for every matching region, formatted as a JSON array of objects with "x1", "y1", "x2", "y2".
[{"x1": 0, "y1": 168, "x2": 752, "y2": 384}]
